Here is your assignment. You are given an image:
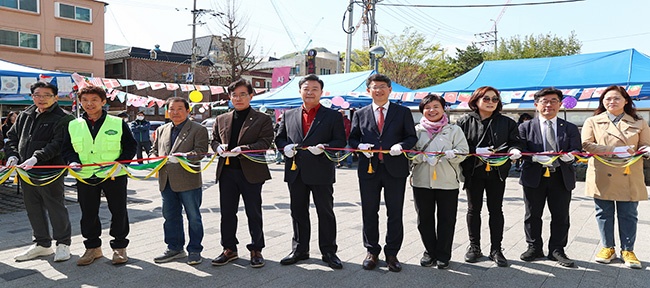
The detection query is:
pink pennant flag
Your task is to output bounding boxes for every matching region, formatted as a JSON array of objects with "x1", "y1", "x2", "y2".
[
  {"x1": 271, "y1": 66, "x2": 291, "y2": 88},
  {"x1": 414, "y1": 92, "x2": 428, "y2": 100},
  {"x1": 71, "y1": 73, "x2": 87, "y2": 89},
  {"x1": 579, "y1": 88, "x2": 595, "y2": 100},
  {"x1": 103, "y1": 78, "x2": 121, "y2": 89},
  {"x1": 457, "y1": 92, "x2": 471, "y2": 103},
  {"x1": 134, "y1": 81, "x2": 150, "y2": 90},
  {"x1": 443, "y1": 92, "x2": 457, "y2": 103},
  {"x1": 166, "y1": 83, "x2": 179, "y2": 91},
  {"x1": 89, "y1": 77, "x2": 104, "y2": 87},
  {"x1": 402, "y1": 92, "x2": 415, "y2": 102},
  {"x1": 196, "y1": 85, "x2": 210, "y2": 91},
  {"x1": 155, "y1": 99, "x2": 166, "y2": 107},
  {"x1": 180, "y1": 84, "x2": 195, "y2": 92},
  {"x1": 209, "y1": 86, "x2": 224, "y2": 95},
  {"x1": 149, "y1": 82, "x2": 166, "y2": 90},
  {"x1": 107, "y1": 89, "x2": 120, "y2": 101}
]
